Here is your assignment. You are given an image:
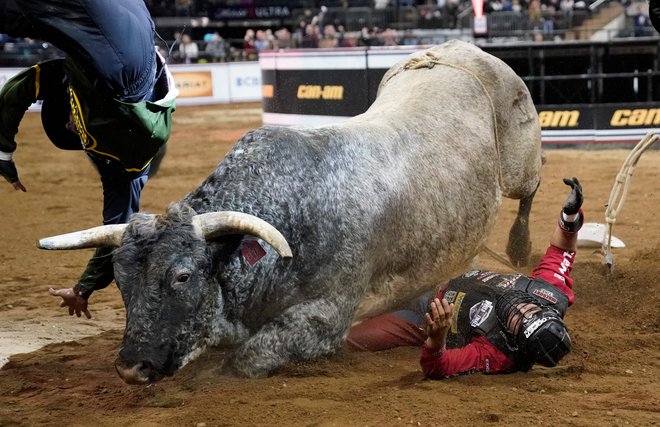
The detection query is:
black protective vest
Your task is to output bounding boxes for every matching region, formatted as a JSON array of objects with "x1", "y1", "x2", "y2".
[{"x1": 441, "y1": 270, "x2": 569, "y2": 372}]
